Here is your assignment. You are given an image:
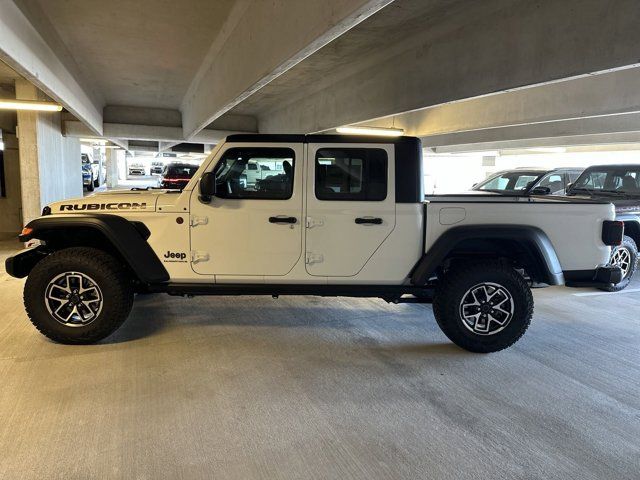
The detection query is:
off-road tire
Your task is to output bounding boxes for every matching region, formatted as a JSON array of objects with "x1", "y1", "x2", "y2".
[
  {"x1": 87, "y1": 175, "x2": 94, "y2": 191},
  {"x1": 598, "y1": 235, "x2": 638, "y2": 292},
  {"x1": 24, "y1": 247, "x2": 134, "y2": 344},
  {"x1": 432, "y1": 261, "x2": 534, "y2": 353}
]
